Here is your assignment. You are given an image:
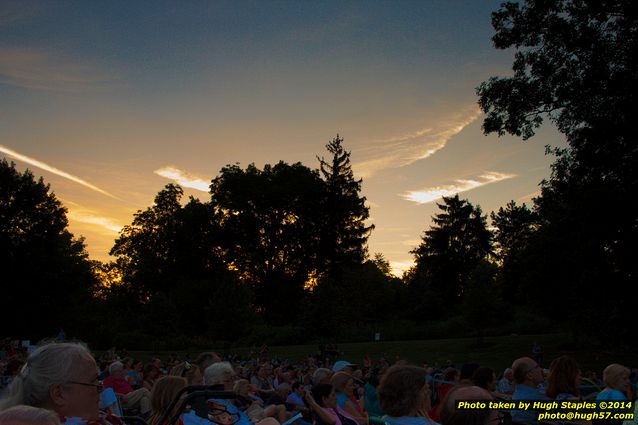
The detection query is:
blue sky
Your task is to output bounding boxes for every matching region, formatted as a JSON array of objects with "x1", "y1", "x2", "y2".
[{"x1": 0, "y1": 0, "x2": 565, "y2": 274}]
